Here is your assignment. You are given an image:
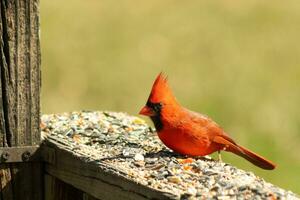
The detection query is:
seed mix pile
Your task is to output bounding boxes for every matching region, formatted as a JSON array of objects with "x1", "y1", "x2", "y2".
[{"x1": 41, "y1": 111, "x2": 299, "y2": 200}]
